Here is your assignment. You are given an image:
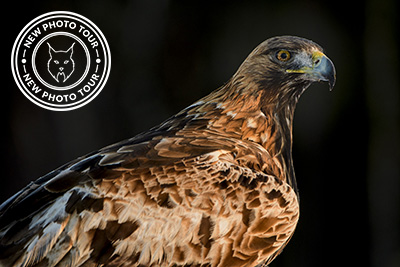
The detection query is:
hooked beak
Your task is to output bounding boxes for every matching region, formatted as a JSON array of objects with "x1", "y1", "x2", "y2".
[{"x1": 287, "y1": 51, "x2": 336, "y2": 91}]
